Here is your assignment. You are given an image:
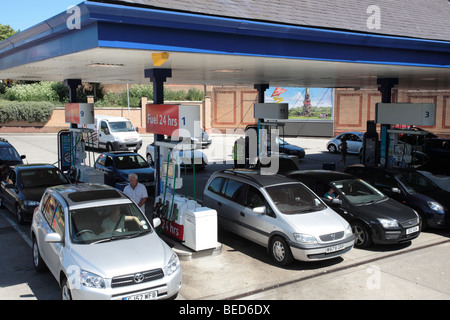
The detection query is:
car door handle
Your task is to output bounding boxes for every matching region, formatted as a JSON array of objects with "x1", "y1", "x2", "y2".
[
  {"x1": 240, "y1": 212, "x2": 245, "y2": 217},
  {"x1": 217, "y1": 202, "x2": 222, "y2": 207}
]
